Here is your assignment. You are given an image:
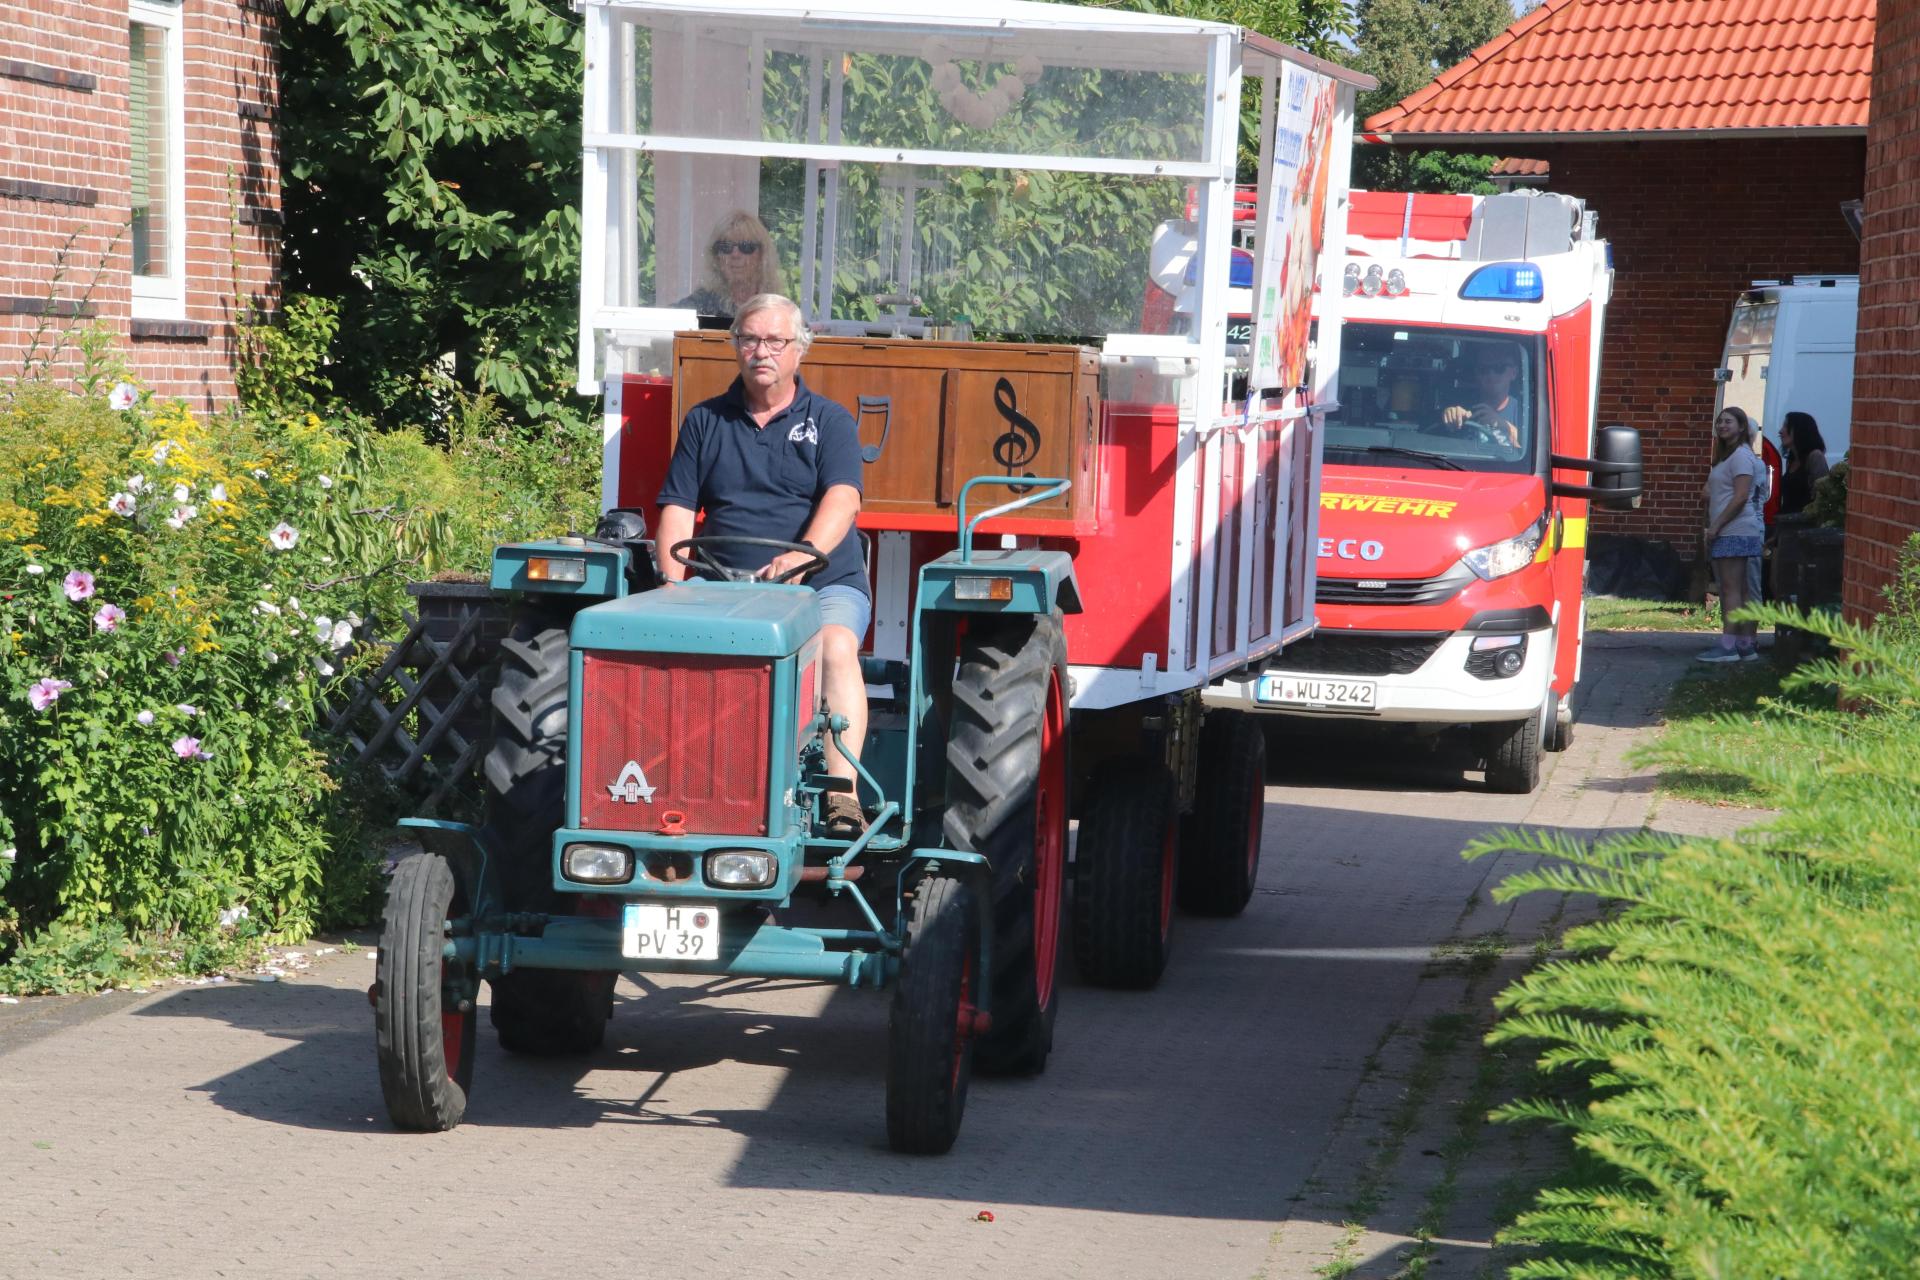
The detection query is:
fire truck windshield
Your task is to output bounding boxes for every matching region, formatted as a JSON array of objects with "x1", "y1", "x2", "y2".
[{"x1": 1326, "y1": 323, "x2": 1543, "y2": 475}]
